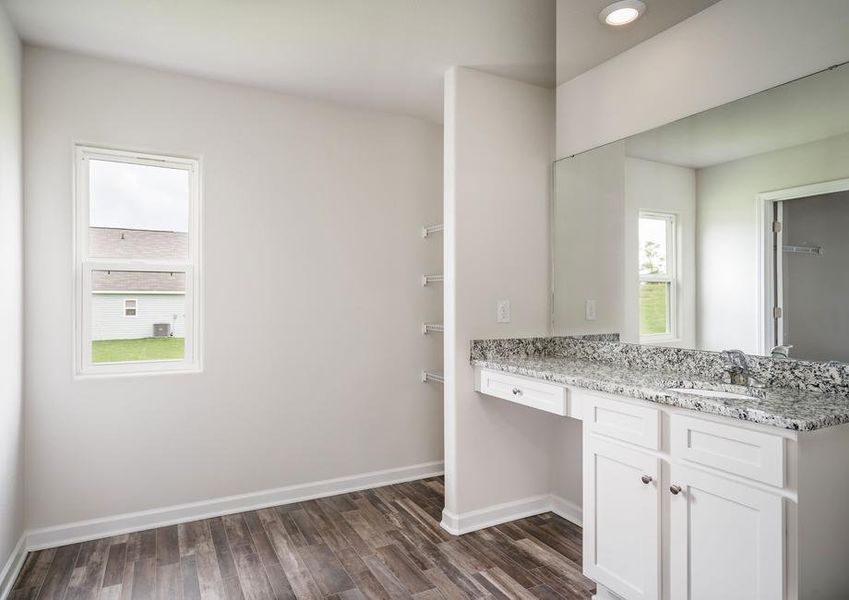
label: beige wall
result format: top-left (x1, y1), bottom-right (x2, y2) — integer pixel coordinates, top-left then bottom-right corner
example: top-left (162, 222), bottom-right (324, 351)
top-left (0, 3), bottom-right (23, 581)
top-left (443, 67), bottom-right (555, 518)
top-left (23, 46), bottom-right (444, 530)
top-left (556, 0), bottom-right (849, 158)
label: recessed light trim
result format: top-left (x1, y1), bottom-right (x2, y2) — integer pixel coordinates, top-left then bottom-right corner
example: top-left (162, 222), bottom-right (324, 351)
top-left (599, 0), bottom-right (646, 26)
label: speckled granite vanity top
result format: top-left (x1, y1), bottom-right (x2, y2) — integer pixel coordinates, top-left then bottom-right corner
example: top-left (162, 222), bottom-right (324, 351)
top-left (471, 336), bottom-right (849, 432)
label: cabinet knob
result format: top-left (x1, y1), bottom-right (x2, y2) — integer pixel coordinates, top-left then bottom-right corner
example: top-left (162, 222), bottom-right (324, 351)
top-left (670, 484), bottom-right (682, 495)
top-left (640, 474), bottom-right (652, 485)
top-left (512, 387), bottom-right (522, 396)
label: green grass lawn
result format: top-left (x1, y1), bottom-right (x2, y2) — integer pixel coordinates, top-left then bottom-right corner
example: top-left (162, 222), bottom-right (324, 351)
top-left (92, 337), bottom-right (185, 363)
top-left (640, 282), bottom-right (669, 335)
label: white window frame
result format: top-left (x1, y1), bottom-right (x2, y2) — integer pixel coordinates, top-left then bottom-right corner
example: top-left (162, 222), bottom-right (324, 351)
top-left (638, 211), bottom-right (678, 344)
top-left (74, 145), bottom-right (202, 376)
top-left (123, 298), bottom-right (138, 317)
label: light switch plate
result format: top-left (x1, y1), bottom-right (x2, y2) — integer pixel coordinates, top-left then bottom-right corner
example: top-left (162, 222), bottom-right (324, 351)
top-left (585, 299), bottom-right (597, 321)
top-left (496, 299), bottom-right (511, 323)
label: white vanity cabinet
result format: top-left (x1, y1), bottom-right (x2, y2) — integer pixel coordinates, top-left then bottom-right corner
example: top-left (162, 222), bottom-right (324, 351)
top-left (475, 367), bottom-right (849, 600)
top-left (668, 463), bottom-right (783, 600)
top-left (583, 434), bottom-right (660, 600)
top-left (579, 389), bottom-right (791, 600)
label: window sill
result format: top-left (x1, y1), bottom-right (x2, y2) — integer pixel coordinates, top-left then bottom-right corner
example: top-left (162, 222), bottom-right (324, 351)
top-left (74, 366), bottom-right (203, 380)
top-left (640, 336), bottom-right (681, 346)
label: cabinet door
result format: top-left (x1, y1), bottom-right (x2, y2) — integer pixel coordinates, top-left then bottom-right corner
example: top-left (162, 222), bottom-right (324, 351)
top-left (669, 464), bottom-right (784, 600)
top-left (584, 434), bottom-right (661, 600)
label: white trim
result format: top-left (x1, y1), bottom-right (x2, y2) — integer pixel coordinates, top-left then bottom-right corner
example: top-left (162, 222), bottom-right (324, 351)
top-left (23, 461), bottom-right (443, 552)
top-left (774, 201), bottom-right (784, 347)
top-left (0, 534), bottom-right (27, 600)
top-left (549, 494), bottom-right (584, 526)
top-left (638, 211), bottom-right (678, 343)
top-left (592, 584), bottom-right (627, 600)
top-left (123, 298), bottom-right (137, 317)
top-left (93, 291), bottom-right (185, 295)
top-left (758, 177), bottom-right (849, 203)
top-left (755, 177), bottom-right (849, 354)
top-left (74, 144), bottom-right (203, 378)
top-left (440, 493), bottom-right (582, 536)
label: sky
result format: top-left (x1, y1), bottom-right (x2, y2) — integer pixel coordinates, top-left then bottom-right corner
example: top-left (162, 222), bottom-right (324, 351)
top-left (639, 216), bottom-right (668, 275)
top-left (89, 159), bottom-right (189, 232)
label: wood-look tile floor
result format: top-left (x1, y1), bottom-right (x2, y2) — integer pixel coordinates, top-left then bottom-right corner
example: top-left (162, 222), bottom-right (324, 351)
top-left (9, 477), bottom-right (595, 600)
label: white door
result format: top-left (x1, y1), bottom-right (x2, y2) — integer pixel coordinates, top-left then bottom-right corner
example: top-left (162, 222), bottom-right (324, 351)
top-left (584, 434), bottom-right (661, 600)
top-left (669, 464), bottom-right (784, 600)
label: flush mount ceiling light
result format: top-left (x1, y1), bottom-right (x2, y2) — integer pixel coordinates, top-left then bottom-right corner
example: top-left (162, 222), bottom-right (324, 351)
top-left (599, 0), bottom-right (646, 26)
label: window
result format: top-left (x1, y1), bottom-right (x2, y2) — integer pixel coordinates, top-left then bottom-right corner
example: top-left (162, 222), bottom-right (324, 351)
top-left (75, 146), bottom-right (201, 375)
top-left (639, 211), bottom-right (677, 342)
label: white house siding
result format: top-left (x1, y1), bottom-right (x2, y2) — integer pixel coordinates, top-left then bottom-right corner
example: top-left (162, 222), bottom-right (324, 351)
top-left (92, 293), bottom-right (185, 340)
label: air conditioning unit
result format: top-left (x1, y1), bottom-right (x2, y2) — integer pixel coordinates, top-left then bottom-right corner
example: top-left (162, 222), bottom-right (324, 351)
top-left (153, 323), bottom-right (172, 337)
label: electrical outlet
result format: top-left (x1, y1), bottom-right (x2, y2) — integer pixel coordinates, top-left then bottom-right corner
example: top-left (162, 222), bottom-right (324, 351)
top-left (496, 299), bottom-right (511, 323)
top-left (585, 299), bottom-right (597, 321)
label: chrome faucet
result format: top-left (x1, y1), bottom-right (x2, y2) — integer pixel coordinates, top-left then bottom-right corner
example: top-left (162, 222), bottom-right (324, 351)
top-left (770, 344), bottom-right (793, 358)
top-left (720, 349), bottom-right (765, 388)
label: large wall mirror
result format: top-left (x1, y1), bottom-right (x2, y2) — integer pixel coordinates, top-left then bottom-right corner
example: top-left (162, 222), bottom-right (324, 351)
top-left (553, 62), bottom-right (849, 362)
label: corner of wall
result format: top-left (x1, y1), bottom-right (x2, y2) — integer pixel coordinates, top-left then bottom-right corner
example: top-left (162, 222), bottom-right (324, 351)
top-left (0, 1), bottom-right (25, 594)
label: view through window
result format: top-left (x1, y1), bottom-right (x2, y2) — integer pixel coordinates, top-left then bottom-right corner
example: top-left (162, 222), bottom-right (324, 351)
top-left (639, 212), bottom-right (676, 340)
top-left (76, 147), bottom-right (200, 374)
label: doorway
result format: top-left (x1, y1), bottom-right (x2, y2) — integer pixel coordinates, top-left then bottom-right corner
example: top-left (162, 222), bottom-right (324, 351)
top-left (759, 179), bottom-right (849, 361)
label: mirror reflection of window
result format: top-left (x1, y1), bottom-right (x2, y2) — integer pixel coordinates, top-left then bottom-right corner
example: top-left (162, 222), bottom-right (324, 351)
top-left (553, 62), bottom-right (849, 360)
top-left (639, 212), bottom-right (676, 340)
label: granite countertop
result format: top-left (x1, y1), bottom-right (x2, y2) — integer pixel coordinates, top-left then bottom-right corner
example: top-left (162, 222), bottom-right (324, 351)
top-left (472, 355), bottom-right (849, 432)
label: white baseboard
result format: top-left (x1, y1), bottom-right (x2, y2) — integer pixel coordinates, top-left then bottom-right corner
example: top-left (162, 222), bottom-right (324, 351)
top-left (592, 583), bottom-right (626, 600)
top-left (25, 461), bottom-right (444, 552)
top-left (0, 534), bottom-right (27, 600)
top-left (440, 493), bottom-right (582, 536)
top-left (550, 494), bottom-right (583, 527)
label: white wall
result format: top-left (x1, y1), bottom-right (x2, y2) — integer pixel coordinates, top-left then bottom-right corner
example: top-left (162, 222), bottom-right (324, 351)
top-left (552, 141), bottom-right (626, 337)
top-left (552, 152), bottom-right (695, 347)
top-left (696, 133), bottom-right (849, 353)
top-left (556, 0), bottom-right (849, 158)
top-left (443, 67), bottom-right (555, 519)
top-left (92, 294), bottom-right (186, 340)
top-left (23, 46), bottom-right (444, 529)
top-left (624, 157), bottom-right (696, 346)
top-left (0, 2), bottom-right (22, 583)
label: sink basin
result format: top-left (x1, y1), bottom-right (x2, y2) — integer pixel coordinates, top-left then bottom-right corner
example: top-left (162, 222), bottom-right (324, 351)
top-left (667, 387), bottom-right (759, 401)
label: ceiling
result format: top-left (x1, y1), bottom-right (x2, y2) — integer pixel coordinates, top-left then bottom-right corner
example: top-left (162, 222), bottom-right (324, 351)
top-left (2, 0), bottom-right (555, 123)
top-left (626, 63), bottom-right (849, 169)
top-left (557, 0), bottom-right (721, 85)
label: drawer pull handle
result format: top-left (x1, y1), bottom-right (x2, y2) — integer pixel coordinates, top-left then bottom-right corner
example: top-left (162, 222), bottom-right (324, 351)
top-left (512, 387), bottom-right (522, 396)
top-left (670, 484), bottom-right (682, 495)
top-left (640, 475), bottom-right (652, 485)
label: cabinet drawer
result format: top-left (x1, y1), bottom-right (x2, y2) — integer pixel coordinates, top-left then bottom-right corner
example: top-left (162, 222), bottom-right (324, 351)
top-left (476, 369), bottom-right (567, 416)
top-left (671, 414), bottom-right (784, 487)
top-left (582, 393), bottom-right (661, 450)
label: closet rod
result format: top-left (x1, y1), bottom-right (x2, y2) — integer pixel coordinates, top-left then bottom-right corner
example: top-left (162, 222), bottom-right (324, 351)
top-left (783, 245), bottom-right (822, 255)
